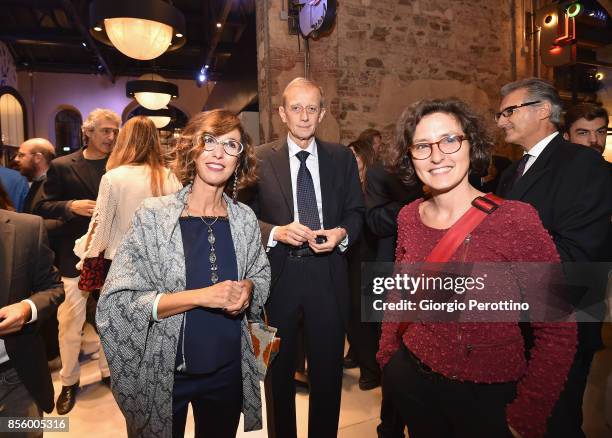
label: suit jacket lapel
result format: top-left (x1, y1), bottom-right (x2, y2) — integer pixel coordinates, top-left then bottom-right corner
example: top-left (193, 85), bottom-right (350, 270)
top-left (269, 141), bottom-right (295, 219)
top-left (0, 212), bottom-right (14, 307)
top-left (70, 151), bottom-right (98, 198)
top-left (316, 140), bottom-right (334, 229)
top-left (508, 134), bottom-right (558, 199)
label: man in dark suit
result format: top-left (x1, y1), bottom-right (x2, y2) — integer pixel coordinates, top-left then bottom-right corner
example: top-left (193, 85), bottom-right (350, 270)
top-left (496, 78), bottom-right (612, 437)
top-left (36, 108), bottom-right (120, 415)
top-left (245, 78), bottom-right (364, 438)
top-left (0, 209), bottom-right (64, 430)
top-left (15, 138), bottom-right (63, 365)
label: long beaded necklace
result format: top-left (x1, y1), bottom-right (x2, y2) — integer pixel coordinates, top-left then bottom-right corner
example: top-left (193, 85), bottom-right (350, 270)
top-left (200, 216), bottom-right (219, 284)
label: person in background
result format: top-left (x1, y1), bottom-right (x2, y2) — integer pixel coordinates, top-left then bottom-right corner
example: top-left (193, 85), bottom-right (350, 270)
top-left (15, 138), bottom-right (63, 367)
top-left (36, 108), bottom-right (120, 414)
top-left (366, 140), bottom-right (423, 438)
top-left (97, 110), bottom-right (270, 438)
top-left (379, 98), bottom-right (577, 437)
top-left (359, 128), bottom-right (384, 158)
top-left (75, 116), bottom-right (182, 271)
top-left (496, 79), bottom-right (612, 436)
top-left (563, 103), bottom-right (608, 154)
top-left (0, 164), bottom-right (28, 212)
top-left (0, 203), bottom-right (64, 437)
top-left (344, 139), bottom-right (379, 389)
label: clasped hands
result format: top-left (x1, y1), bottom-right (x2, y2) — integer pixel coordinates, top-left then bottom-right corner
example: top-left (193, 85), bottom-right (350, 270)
top-left (207, 279), bottom-right (253, 316)
top-left (274, 221), bottom-right (346, 253)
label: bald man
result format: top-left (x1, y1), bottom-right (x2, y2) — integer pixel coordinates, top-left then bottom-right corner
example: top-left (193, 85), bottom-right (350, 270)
top-left (15, 138), bottom-right (56, 214)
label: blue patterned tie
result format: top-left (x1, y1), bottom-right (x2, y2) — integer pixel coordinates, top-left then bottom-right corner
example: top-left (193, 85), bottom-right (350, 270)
top-left (296, 150), bottom-right (321, 230)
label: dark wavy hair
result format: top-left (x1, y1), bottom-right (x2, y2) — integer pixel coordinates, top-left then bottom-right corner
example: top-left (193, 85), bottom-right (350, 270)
top-left (171, 110), bottom-right (258, 193)
top-left (386, 98), bottom-right (492, 186)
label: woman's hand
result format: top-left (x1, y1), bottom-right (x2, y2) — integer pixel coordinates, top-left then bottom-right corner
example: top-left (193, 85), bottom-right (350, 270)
top-left (224, 279), bottom-right (254, 316)
top-left (199, 280), bottom-right (243, 309)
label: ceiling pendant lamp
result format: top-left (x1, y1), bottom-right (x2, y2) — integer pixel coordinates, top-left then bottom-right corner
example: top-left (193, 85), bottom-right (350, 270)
top-left (127, 73), bottom-right (178, 110)
top-left (142, 107), bottom-right (172, 129)
top-left (90, 0), bottom-right (186, 61)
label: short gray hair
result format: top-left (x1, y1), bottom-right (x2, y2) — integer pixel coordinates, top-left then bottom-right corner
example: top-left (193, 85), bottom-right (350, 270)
top-left (282, 77), bottom-right (326, 108)
top-left (500, 78), bottom-right (563, 128)
top-left (82, 108), bottom-right (120, 144)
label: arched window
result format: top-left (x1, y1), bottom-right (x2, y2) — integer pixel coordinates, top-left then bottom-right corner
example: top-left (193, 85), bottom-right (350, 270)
top-left (54, 108), bottom-right (83, 156)
top-left (0, 86), bottom-right (26, 149)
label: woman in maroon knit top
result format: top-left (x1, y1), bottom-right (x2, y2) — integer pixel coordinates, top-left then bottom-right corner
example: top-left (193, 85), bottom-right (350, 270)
top-left (377, 98), bottom-right (576, 438)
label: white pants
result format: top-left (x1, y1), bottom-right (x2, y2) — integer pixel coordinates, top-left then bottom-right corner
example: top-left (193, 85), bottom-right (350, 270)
top-left (58, 276), bottom-right (109, 386)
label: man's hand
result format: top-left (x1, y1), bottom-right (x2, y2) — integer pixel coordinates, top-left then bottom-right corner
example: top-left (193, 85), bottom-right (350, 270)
top-left (70, 199), bottom-right (96, 217)
top-left (273, 221), bottom-right (316, 246)
top-left (308, 227), bottom-right (347, 253)
top-left (0, 302), bottom-right (31, 336)
top-left (224, 280), bottom-right (254, 316)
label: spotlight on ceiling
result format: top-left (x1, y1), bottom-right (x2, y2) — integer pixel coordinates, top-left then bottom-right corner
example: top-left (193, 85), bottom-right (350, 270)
top-left (127, 73), bottom-right (179, 110)
top-left (89, 0), bottom-right (186, 61)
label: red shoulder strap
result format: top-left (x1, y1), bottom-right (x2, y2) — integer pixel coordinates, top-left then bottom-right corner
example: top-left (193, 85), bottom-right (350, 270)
top-left (425, 193), bottom-right (503, 263)
top-left (395, 193), bottom-right (503, 337)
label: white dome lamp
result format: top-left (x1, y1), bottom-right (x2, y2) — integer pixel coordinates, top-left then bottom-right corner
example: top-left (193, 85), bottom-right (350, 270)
top-left (127, 73), bottom-right (178, 110)
top-left (142, 106), bottom-right (172, 129)
top-left (90, 0), bottom-right (186, 61)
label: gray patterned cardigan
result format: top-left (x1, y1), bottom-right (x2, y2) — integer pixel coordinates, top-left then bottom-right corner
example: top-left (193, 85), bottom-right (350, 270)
top-left (96, 185), bottom-right (271, 437)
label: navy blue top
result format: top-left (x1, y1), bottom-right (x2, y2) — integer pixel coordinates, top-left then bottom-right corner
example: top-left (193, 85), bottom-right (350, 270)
top-left (176, 216), bottom-right (241, 374)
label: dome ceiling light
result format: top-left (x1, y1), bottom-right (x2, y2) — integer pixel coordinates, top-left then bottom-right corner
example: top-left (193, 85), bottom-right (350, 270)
top-left (140, 107), bottom-right (172, 129)
top-left (90, 0), bottom-right (186, 61)
top-left (127, 73), bottom-right (179, 110)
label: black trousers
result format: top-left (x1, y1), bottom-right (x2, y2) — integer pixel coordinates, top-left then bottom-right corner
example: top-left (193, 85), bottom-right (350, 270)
top-left (383, 345), bottom-right (516, 438)
top-left (544, 347), bottom-right (596, 437)
top-left (264, 256), bottom-right (345, 438)
top-left (171, 360), bottom-right (242, 438)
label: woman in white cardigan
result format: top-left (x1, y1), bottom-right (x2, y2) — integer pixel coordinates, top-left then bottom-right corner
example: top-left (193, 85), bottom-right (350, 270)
top-left (76, 116), bottom-right (182, 266)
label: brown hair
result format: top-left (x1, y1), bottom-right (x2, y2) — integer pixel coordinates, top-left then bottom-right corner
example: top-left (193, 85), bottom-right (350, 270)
top-left (171, 110), bottom-right (258, 192)
top-left (0, 180), bottom-right (15, 211)
top-left (387, 98), bottom-right (492, 186)
top-left (106, 116), bottom-right (169, 197)
top-left (563, 103), bottom-right (609, 133)
top-left (348, 139), bottom-right (375, 188)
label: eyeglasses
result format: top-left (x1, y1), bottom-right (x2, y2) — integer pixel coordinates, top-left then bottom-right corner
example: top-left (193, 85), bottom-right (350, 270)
top-left (15, 152), bottom-right (40, 159)
top-left (494, 101), bottom-right (541, 121)
top-left (194, 133), bottom-right (244, 156)
top-left (287, 104), bottom-right (320, 115)
top-left (409, 134), bottom-right (466, 160)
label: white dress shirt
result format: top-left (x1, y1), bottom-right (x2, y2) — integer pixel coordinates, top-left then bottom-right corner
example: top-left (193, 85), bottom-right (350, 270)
top-left (267, 135), bottom-right (348, 250)
top-left (521, 131), bottom-right (559, 175)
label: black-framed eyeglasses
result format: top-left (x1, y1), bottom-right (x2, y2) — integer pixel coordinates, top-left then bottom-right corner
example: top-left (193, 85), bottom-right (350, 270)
top-left (194, 133), bottom-right (244, 156)
top-left (494, 101), bottom-right (541, 121)
top-left (409, 134), bottom-right (466, 160)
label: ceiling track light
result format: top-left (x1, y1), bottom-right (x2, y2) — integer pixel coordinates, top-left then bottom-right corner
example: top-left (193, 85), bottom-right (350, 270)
top-left (127, 73), bottom-right (179, 110)
top-left (89, 0), bottom-right (186, 61)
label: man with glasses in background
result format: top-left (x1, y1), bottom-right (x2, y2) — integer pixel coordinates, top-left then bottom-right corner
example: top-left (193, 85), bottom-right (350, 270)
top-left (496, 78), bottom-right (612, 437)
top-left (36, 109), bottom-right (120, 415)
top-left (244, 77), bottom-right (363, 438)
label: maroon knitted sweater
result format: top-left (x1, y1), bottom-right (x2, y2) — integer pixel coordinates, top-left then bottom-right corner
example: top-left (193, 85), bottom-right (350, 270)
top-left (377, 198), bottom-right (577, 438)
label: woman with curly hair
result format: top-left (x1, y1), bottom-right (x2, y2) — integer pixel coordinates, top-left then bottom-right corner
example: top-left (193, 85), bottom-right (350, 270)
top-left (377, 98), bottom-right (576, 438)
top-left (97, 110), bottom-right (270, 437)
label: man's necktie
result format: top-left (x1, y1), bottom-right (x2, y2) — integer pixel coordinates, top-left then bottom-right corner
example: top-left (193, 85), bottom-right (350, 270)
top-left (296, 150), bottom-right (321, 230)
top-left (510, 154), bottom-right (530, 189)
